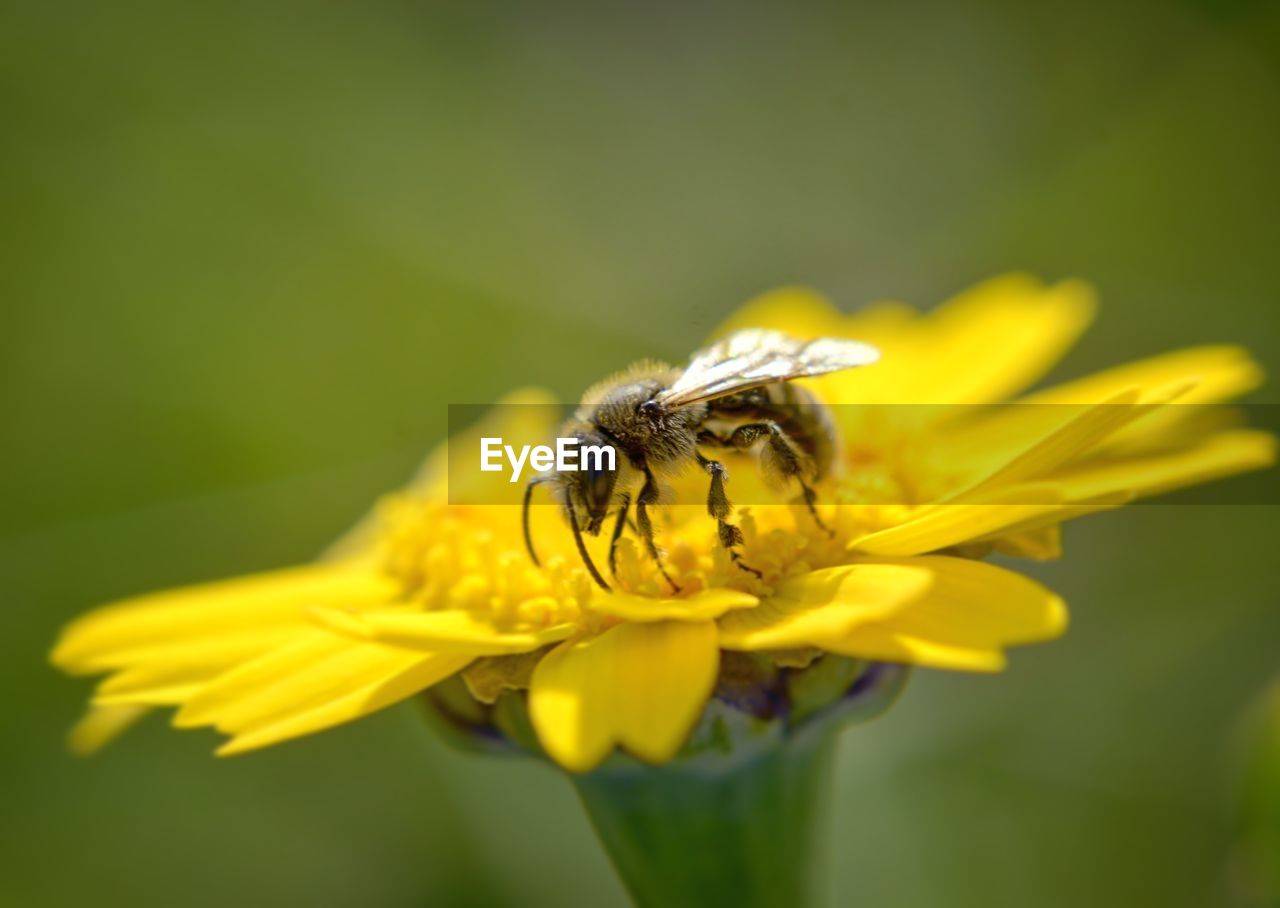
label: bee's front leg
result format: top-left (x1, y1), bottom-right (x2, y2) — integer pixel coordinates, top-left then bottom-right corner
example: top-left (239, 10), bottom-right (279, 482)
top-left (522, 474), bottom-right (549, 566)
top-left (695, 452), bottom-right (762, 579)
top-left (635, 467), bottom-right (680, 593)
top-left (607, 492), bottom-right (631, 579)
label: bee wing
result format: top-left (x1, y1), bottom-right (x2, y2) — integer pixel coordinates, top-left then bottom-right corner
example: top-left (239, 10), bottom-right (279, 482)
top-left (654, 328), bottom-right (879, 409)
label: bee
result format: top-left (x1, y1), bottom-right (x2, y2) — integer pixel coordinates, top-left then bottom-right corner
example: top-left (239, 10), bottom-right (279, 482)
top-left (523, 329), bottom-right (880, 592)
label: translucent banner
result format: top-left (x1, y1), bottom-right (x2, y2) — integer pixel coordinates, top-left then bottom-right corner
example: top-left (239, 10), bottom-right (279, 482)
top-left (442, 402), bottom-right (1277, 507)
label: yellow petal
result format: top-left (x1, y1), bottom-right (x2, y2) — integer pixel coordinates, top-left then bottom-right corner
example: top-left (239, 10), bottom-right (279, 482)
top-left (68, 704), bottom-right (151, 757)
top-left (823, 275), bottom-right (1095, 407)
top-left (824, 626), bottom-right (1008, 672)
top-left (942, 381), bottom-right (1214, 492)
top-left (716, 563), bottom-right (934, 650)
top-left (902, 275), bottom-right (1096, 405)
top-left (89, 630), bottom-right (307, 706)
top-left (849, 485), bottom-right (1067, 557)
top-left (1011, 345), bottom-right (1263, 463)
top-left (859, 385), bottom-right (1167, 554)
top-left (593, 588), bottom-right (758, 623)
top-left (1046, 429), bottom-right (1276, 501)
top-left (174, 631), bottom-right (468, 755)
top-left (966, 494), bottom-right (1132, 549)
top-left (818, 556), bottom-right (1067, 671)
top-left (528, 621), bottom-right (719, 772)
top-left (960, 390), bottom-right (1145, 493)
top-left (311, 607), bottom-right (576, 654)
top-left (712, 276), bottom-right (1091, 411)
top-left (1024, 345), bottom-right (1263, 407)
top-left (52, 564), bottom-right (397, 674)
top-left (216, 653), bottom-right (466, 756)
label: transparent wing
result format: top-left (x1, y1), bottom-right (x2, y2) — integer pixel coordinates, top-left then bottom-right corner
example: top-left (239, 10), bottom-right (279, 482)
top-left (654, 329), bottom-right (879, 409)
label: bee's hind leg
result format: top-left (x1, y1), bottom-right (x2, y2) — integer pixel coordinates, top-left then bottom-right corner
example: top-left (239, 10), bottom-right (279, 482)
top-left (796, 478), bottom-right (834, 537)
top-left (696, 453), bottom-right (763, 579)
top-left (714, 422), bottom-right (835, 539)
top-left (636, 467), bottom-right (681, 593)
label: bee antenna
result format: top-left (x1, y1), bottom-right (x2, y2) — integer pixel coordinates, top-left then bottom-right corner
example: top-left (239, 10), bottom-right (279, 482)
top-left (523, 475), bottom-right (547, 567)
top-left (565, 495), bottom-right (612, 592)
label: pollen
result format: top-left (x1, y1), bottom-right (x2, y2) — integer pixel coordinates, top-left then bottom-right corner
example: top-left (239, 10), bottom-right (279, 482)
top-left (375, 498), bottom-right (589, 632)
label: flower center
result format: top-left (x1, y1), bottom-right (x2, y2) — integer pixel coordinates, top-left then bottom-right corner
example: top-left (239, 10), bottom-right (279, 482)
top-left (374, 417), bottom-right (959, 609)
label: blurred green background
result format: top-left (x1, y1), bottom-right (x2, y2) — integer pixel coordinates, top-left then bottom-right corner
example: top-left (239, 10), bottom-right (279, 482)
top-left (4, 1), bottom-right (1279, 905)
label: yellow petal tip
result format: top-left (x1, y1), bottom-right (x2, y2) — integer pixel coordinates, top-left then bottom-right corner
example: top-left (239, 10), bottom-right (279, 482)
top-left (309, 606), bottom-right (374, 639)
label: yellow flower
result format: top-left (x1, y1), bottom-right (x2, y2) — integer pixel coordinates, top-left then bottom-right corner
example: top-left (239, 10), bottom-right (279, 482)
top-left (52, 274), bottom-right (1274, 773)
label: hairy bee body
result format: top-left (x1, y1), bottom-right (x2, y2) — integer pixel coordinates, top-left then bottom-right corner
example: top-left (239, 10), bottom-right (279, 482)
top-left (572, 367), bottom-right (702, 472)
top-left (523, 329), bottom-right (879, 591)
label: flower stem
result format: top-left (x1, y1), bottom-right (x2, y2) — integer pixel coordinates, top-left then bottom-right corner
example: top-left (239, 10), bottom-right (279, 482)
top-left (572, 731), bottom-right (837, 908)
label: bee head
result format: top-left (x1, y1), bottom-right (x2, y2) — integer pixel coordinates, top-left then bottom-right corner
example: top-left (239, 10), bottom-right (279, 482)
top-left (562, 431), bottom-right (620, 536)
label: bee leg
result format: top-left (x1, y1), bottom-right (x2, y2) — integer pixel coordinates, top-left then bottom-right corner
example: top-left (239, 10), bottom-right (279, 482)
top-left (607, 493), bottom-right (631, 579)
top-left (725, 422), bottom-right (835, 539)
top-left (636, 467), bottom-right (680, 593)
top-left (522, 475), bottom-right (548, 566)
top-left (565, 495), bottom-right (611, 592)
top-left (796, 478), bottom-right (833, 537)
top-left (696, 453), bottom-right (762, 579)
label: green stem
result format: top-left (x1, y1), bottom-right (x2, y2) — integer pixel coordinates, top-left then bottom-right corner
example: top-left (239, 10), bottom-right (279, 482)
top-left (422, 659), bottom-right (906, 905)
top-left (572, 731), bottom-right (837, 908)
